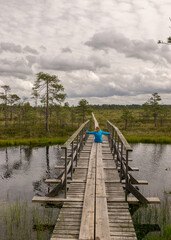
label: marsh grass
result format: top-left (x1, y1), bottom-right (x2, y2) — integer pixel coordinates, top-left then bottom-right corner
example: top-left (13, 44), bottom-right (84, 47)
top-left (132, 196), bottom-right (171, 239)
top-left (0, 200), bottom-right (59, 240)
top-left (0, 137), bottom-right (67, 147)
top-left (93, 109), bottom-right (171, 144)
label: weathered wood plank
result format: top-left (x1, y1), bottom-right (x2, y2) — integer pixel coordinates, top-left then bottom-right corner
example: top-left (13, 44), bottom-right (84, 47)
top-left (96, 143), bottom-right (111, 240)
top-left (32, 196), bottom-right (84, 203)
top-left (79, 142), bottom-right (95, 240)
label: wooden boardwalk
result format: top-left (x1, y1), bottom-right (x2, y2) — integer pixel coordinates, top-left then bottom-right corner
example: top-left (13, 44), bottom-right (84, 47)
top-left (33, 115), bottom-right (160, 240)
top-left (50, 135), bottom-right (137, 240)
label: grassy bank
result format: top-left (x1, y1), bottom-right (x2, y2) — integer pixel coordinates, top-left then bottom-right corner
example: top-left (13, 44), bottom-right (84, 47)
top-left (126, 136), bottom-right (171, 144)
top-left (0, 137), bottom-right (67, 147)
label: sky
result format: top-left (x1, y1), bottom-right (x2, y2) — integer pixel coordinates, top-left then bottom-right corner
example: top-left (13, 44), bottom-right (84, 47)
top-left (0, 0), bottom-right (171, 106)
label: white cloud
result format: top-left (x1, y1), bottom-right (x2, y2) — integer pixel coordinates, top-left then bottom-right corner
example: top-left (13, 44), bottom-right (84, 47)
top-left (0, 0), bottom-right (171, 104)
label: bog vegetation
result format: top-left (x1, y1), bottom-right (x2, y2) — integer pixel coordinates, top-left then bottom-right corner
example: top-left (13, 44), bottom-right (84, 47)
top-left (0, 73), bottom-right (171, 145)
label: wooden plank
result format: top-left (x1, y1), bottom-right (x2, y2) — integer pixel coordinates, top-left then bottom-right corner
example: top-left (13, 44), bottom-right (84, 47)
top-left (32, 196), bottom-right (84, 203)
top-left (122, 180), bottom-right (148, 185)
top-left (45, 179), bottom-right (61, 183)
top-left (96, 143), bottom-right (111, 240)
top-left (79, 142), bottom-right (95, 240)
top-left (128, 197), bottom-right (160, 204)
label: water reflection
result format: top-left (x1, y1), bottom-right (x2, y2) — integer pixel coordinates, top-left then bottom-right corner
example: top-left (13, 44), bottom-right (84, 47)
top-left (32, 146), bottom-right (51, 195)
top-left (0, 145), bottom-right (62, 201)
top-left (2, 147), bottom-right (33, 179)
top-left (4, 148), bottom-right (11, 178)
top-left (22, 146), bottom-right (33, 162)
top-left (0, 143), bottom-right (170, 202)
top-left (130, 143), bottom-right (171, 199)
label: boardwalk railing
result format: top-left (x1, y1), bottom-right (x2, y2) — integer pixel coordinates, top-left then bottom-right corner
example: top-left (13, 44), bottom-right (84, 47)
top-left (61, 120), bottom-right (90, 198)
top-left (107, 120), bottom-right (149, 204)
top-left (45, 120), bottom-right (90, 198)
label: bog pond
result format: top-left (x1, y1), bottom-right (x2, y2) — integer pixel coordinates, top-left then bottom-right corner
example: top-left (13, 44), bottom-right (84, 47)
top-left (0, 143), bottom-right (170, 240)
top-left (0, 143), bottom-right (170, 202)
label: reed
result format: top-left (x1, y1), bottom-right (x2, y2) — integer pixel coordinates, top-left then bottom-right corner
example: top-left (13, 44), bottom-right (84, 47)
top-left (0, 200), bottom-right (60, 240)
top-left (132, 196), bottom-right (171, 239)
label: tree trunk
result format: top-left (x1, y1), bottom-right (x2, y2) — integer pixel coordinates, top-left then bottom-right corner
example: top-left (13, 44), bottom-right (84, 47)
top-left (10, 106), bottom-right (13, 121)
top-left (19, 105), bottom-right (21, 129)
top-left (154, 116), bottom-right (157, 127)
top-left (125, 119), bottom-right (127, 130)
top-left (160, 119), bottom-right (163, 127)
top-left (46, 81), bottom-right (49, 132)
top-left (5, 98), bottom-right (7, 127)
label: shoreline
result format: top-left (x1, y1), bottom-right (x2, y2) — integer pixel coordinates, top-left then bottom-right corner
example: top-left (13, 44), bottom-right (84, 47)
top-left (0, 137), bottom-right (67, 148)
top-left (126, 136), bottom-right (171, 144)
top-left (0, 136), bottom-right (171, 147)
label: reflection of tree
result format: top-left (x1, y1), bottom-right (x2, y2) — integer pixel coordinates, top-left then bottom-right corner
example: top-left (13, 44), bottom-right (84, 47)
top-left (33, 146), bottom-right (52, 195)
top-left (3, 148), bottom-right (12, 178)
top-left (32, 180), bottom-right (43, 194)
top-left (152, 145), bottom-right (166, 165)
top-left (23, 146), bottom-right (33, 162)
top-left (46, 146), bottom-right (50, 193)
top-left (3, 146), bottom-right (30, 179)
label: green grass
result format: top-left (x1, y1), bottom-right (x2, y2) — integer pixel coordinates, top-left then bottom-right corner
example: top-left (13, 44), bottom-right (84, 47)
top-left (0, 137), bottom-right (67, 147)
top-left (93, 109), bottom-right (171, 144)
top-left (126, 136), bottom-right (171, 144)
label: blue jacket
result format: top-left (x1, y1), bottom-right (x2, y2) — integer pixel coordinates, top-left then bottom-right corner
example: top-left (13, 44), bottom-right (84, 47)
top-left (86, 130), bottom-right (110, 143)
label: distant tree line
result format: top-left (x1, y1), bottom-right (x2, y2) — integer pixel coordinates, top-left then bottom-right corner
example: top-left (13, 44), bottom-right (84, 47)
top-left (120, 93), bottom-right (170, 129)
top-left (0, 72), bottom-right (170, 136)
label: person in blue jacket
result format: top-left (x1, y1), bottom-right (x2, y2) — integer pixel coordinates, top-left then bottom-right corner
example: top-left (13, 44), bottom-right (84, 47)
top-left (86, 126), bottom-right (110, 143)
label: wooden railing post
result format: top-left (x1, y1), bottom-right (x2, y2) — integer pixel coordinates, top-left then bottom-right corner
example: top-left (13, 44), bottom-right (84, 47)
top-left (65, 147), bottom-right (67, 198)
top-left (111, 126), bottom-right (114, 153)
top-left (120, 142), bottom-right (123, 182)
top-left (71, 141), bottom-right (74, 180)
top-left (125, 150), bottom-right (129, 201)
top-left (76, 135), bottom-right (79, 166)
top-left (116, 134), bottom-right (120, 166)
top-left (106, 120), bottom-right (151, 204)
top-left (113, 128), bottom-right (117, 160)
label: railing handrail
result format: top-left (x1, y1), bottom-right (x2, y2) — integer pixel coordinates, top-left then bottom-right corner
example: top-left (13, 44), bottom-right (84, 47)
top-left (61, 120), bottom-right (90, 149)
top-left (107, 120), bottom-right (132, 151)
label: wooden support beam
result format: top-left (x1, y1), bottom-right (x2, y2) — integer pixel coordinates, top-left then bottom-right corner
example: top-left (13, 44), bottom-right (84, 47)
top-left (107, 197), bottom-right (160, 204)
top-left (45, 179), bottom-right (61, 184)
top-left (128, 166), bottom-right (139, 171)
top-left (122, 180), bottom-right (148, 185)
top-left (32, 196), bottom-right (84, 203)
top-left (127, 197), bottom-right (160, 204)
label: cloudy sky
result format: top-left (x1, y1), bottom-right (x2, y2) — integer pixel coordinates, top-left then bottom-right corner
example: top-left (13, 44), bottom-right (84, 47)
top-left (0, 0), bottom-right (171, 105)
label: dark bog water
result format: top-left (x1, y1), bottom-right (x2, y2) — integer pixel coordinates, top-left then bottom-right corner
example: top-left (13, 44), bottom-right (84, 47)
top-left (0, 143), bottom-right (170, 202)
top-left (0, 145), bottom-right (63, 202)
top-left (130, 143), bottom-right (171, 200)
top-left (0, 144), bottom-right (170, 240)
